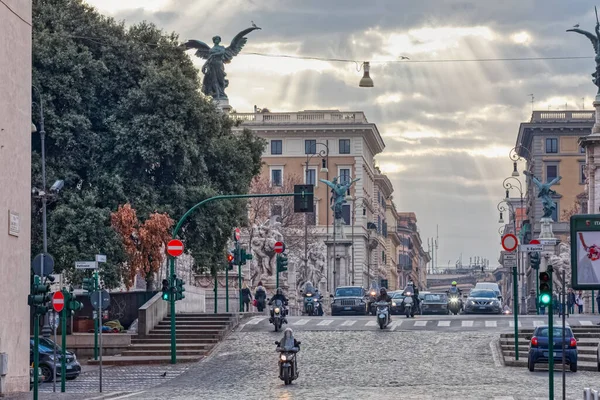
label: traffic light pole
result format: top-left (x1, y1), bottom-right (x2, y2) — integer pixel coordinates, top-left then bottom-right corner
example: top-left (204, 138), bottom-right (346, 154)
top-left (237, 243), bottom-right (243, 313)
top-left (536, 272), bottom-right (539, 315)
top-left (33, 314), bottom-right (40, 400)
top-left (225, 262), bottom-right (229, 313)
top-left (214, 269), bottom-right (218, 314)
top-left (512, 265), bottom-right (519, 360)
top-left (548, 265), bottom-right (554, 400)
top-left (93, 272), bottom-right (99, 361)
top-left (169, 257), bottom-right (176, 364)
top-left (60, 297), bottom-right (66, 392)
top-left (168, 192), bottom-right (313, 363)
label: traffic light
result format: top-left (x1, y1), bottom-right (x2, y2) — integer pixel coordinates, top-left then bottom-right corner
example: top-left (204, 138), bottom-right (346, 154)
top-left (233, 247), bottom-right (241, 265)
top-left (277, 253), bottom-right (288, 272)
top-left (227, 252), bottom-right (234, 270)
top-left (529, 252), bottom-right (541, 270)
top-left (539, 271), bottom-right (551, 305)
top-left (28, 275), bottom-right (51, 315)
top-left (294, 184), bottom-right (314, 213)
top-left (240, 249), bottom-right (252, 265)
top-left (65, 290), bottom-right (83, 313)
top-left (161, 279), bottom-right (170, 301)
top-left (174, 277), bottom-right (185, 301)
top-left (83, 276), bottom-right (96, 294)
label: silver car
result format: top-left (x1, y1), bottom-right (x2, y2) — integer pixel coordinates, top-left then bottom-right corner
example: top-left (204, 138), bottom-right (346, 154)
top-left (464, 289), bottom-right (502, 314)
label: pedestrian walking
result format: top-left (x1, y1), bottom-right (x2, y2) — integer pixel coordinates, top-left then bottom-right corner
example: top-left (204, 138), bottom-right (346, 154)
top-left (241, 283), bottom-right (252, 312)
top-left (575, 291), bottom-right (584, 313)
top-left (567, 288), bottom-right (575, 316)
top-left (553, 292), bottom-right (560, 315)
top-left (255, 281), bottom-right (267, 312)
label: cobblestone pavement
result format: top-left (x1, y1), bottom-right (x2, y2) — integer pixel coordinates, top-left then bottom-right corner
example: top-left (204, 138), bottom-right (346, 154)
top-left (114, 330), bottom-right (600, 400)
top-left (242, 314), bottom-right (600, 332)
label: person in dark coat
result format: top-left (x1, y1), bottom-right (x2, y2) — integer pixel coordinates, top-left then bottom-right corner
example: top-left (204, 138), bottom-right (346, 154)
top-left (241, 283), bottom-right (252, 312)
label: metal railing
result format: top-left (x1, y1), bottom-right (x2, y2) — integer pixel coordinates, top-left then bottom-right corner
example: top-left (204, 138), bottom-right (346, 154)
top-left (232, 111), bottom-right (369, 124)
top-left (531, 111), bottom-right (595, 123)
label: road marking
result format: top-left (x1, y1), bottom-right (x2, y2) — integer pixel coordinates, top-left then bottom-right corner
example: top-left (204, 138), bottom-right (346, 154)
top-left (293, 319), bottom-right (310, 326)
top-left (462, 320), bottom-right (474, 327)
top-left (580, 320), bottom-right (593, 326)
top-left (390, 321), bottom-right (402, 331)
top-left (437, 321), bottom-right (451, 327)
top-left (555, 321), bottom-right (569, 326)
top-left (413, 320), bottom-right (427, 327)
top-left (485, 321), bottom-right (497, 328)
top-left (106, 392), bottom-right (147, 400)
top-left (533, 320), bottom-right (544, 327)
top-left (509, 321), bottom-right (522, 328)
top-left (365, 320), bottom-right (377, 326)
top-left (493, 397), bottom-right (515, 400)
top-left (341, 320), bottom-right (356, 326)
top-left (246, 317), bottom-right (266, 325)
top-left (317, 319), bottom-right (333, 326)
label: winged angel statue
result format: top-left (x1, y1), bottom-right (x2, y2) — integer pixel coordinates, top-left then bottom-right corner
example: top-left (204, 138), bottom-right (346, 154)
top-left (567, 9), bottom-right (600, 95)
top-left (183, 26), bottom-right (261, 100)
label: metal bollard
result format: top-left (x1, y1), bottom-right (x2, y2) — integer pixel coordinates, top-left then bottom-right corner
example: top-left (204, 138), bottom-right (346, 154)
top-left (593, 389), bottom-right (599, 400)
top-left (584, 388), bottom-right (591, 400)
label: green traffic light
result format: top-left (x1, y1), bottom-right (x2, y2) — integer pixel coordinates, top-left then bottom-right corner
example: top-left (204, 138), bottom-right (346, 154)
top-left (539, 293), bottom-right (551, 305)
top-left (162, 292), bottom-right (169, 300)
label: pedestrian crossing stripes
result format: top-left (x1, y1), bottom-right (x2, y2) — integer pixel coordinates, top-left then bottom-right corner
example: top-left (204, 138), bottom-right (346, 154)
top-left (509, 321), bottom-right (522, 328)
top-left (293, 319), bottom-right (310, 325)
top-left (365, 321), bottom-right (377, 326)
top-left (246, 317), bottom-right (266, 325)
top-left (438, 321), bottom-right (451, 327)
top-left (485, 321), bottom-right (497, 328)
top-left (317, 319), bottom-right (333, 326)
top-left (533, 321), bottom-right (544, 327)
top-left (462, 320), bottom-right (474, 327)
top-left (413, 320), bottom-right (428, 327)
top-left (340, 320), bottom-right (356, 326)
top-left (580, 320), bottom-right (593, 326)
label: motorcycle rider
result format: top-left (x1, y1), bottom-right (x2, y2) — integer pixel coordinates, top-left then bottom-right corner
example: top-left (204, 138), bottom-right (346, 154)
top-left (367, 281), bottom-right (380, 315)
top-left (302, 281), bottom-right (323, 316)
top-left (255, 281), bottom-right (267, 312)
top-left (375, 287), bottom-right (392, 321)
top-left (276, 328), bottom-right (301, 352)
top-left (403, 280), bottom-right (420, 314)
top-left (269, 287), bottom-right (289, 323)
top-left (447, 281), bottom-right (463, 310)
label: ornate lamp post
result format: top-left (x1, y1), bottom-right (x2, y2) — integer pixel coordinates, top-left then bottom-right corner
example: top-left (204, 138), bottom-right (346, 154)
top-left (498, 199), bottom-right (524, 316)
top-left (304, 142), bottom-right (329, 285)
top-left (509, 145), bottom-right (532, 177)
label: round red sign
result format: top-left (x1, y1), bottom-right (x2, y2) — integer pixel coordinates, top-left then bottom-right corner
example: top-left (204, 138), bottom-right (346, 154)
top-left (530, 239), bottom-right (541, 245)
top-left (234, 228), bottom-right (241, 242)
top-left (501, 233), bottom-right (518, 252)
top-left (167, 239), bottom-right (184, 257)
top-left (52, 291), bottom-right (65, 312)
top-left (274, 241), bottom-right (285, 254)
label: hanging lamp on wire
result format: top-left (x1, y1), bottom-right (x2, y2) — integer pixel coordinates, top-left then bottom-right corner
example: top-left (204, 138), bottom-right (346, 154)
top-left (359, 61), bottom-right (374, 87)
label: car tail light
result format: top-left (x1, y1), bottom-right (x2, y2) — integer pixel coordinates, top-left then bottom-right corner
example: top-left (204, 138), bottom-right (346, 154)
top-left (570, 338), bottom-right (577, 348)
top-left (531, 337), bottom-right (538, 347)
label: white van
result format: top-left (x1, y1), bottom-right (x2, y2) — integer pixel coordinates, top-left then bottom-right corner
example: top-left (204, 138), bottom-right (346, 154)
top-left (474, 283), bottom-right (502, 301)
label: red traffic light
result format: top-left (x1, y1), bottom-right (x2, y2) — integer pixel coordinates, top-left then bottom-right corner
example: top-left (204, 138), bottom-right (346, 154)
top-left (539, 272), bottom-right (550, 282)
top-left (227, 254), bottom-right (234, 262)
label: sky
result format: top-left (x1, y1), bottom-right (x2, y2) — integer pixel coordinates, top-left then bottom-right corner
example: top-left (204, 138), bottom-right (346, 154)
top-left (83, 0), bottom-right (599, 270)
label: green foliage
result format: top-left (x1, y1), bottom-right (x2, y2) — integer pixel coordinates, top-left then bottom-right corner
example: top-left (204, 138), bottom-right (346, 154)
top-left (32, 0), bottom-right (265, 286)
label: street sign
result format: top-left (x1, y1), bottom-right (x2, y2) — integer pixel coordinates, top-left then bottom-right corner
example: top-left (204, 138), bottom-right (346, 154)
top-left (75, 261), bottom-right (97, 270)
top-left (504, 260), bottom-right (516, 268)
top-left (501, 233), bottom-right (518, 252)
top-left (167, 239), bottom-right (184, 257)
top-left (32, 253), bottom-right (55, 277)
top-left (520, 244), bottom-right (544, 252)
top-left (52, 291), bottom-right (65, 312)
top-left (91, 290), bottom-right (111, 311)
top-left (274, 241), bottom-right (285, 254)
top-left (233, 228), bottom-right (241, 242)
top-left (96, 254), bottom-right (107, 263)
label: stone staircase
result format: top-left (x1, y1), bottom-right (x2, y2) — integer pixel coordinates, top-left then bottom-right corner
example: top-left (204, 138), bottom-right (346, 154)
top-left (500, 326), bottom-right (600, 371)
top-left (88, 313), bottom-right (237, 365)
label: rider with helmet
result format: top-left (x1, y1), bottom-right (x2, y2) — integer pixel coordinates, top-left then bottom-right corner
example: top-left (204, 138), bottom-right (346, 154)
top-left (375, 287), bottom-right (392, 321)
top-left (403, 280), bottom-right (420, 313)
top-left (447, 281), bottom-right (463, 310)
top-left (269, 288), bottom-right (289, 323)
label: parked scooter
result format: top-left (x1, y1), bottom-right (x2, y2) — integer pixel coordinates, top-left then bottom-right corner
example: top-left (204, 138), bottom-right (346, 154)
top-left (275, 328), bottom-right (300, 385)
top-left (270, 299), bottom-right (285, 332)
top-left (374, 301), bottom-right (391, 329)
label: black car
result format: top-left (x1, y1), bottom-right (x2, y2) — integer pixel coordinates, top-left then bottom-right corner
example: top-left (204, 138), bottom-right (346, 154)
top-left (421, 293), bottom-right (449, 315)
top-left (390, 292), bottom-right (406, 315)
top-left (330, 286), bottom-right (368, 316)
top-left (30, 338), bottom-right (81, 382)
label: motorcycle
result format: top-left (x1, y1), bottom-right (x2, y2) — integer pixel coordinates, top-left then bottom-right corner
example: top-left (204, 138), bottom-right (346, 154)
top-left (448, 295), bottom-right (461, 315)
top-left (270, 299), bottom-right (285, 332)
top-left (374, 301), bottom-right (391, 329)
top-left (275, 340), bottom-right (300, 385)
top-left (304, 293), bottom-right (323, 316)
top-left (403, 294), bottom-right (415, 318)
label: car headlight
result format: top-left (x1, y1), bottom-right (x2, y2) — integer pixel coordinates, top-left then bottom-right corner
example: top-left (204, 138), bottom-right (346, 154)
top-left (467, 300), bottom-right (474, 306)
top-left (450, 298), bottom-right (458, 303)
top-left (48, 355), bottom-right (55, 361)
top-left (274, 307), bottom-right (280, 314)
top-left (392, 302), bottom-right (397, 306)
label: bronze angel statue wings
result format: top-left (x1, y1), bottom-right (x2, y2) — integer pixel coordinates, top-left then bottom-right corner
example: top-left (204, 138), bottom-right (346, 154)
top-left (567, 8), bottom-right (600, 94)
top-left (183, 26), bottom-right (261, 100)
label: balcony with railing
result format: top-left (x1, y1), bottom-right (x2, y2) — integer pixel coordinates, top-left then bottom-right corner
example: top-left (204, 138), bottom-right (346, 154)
top-left (530, 110), bottom-right (595, 123)
top-left (231, 110), bottom-right (369, 124)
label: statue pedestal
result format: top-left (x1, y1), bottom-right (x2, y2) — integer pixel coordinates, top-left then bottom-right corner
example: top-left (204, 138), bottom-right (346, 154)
top-left (325, 239), bottom-right (352, 290)
top-left (333, 218), bottom-right (346, 240)
top-left (539, 217), bottom-right (555, 239)
top-left (216, 99), bottom-right (232, 114)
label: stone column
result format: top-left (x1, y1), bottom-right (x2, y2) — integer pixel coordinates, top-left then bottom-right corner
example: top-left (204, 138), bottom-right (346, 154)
top-left (581, 99), bottom-right (600, 214)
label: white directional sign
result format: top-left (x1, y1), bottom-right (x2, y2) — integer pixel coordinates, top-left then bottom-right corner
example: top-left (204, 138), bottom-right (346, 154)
top-left (75, 261), bottom-right (97, 270)
top-left (503, 254), bottom-right (517, 261)
top-left (503, 260), bottom-right (516, 268)
top-left (96, 254), bottom-right (107, 263)
top-left (520, 244), bottom-right (543, 252)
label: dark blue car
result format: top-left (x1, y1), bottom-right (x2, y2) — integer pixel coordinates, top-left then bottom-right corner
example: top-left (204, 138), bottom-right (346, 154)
top-left (528, 326), bottom-right (578, 372)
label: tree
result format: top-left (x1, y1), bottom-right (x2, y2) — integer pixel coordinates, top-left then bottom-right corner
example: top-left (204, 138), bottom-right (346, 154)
top-left (32, 0), bottom-right (264, 286)
top-left (111, 203), bottom-right (173, 291)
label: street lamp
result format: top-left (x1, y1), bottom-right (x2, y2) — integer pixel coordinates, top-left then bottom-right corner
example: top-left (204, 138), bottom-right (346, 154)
top-left (359, 61), bottom-right (374, 87)
top-left (304, 142), bottom-right (329, 285)
top-left (509, 146), bottom-right (532, 177)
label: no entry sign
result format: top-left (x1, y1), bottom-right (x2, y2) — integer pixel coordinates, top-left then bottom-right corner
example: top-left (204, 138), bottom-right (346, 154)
top-left (501, 233), bottom-right (518, 252)
top-left (167, 239), bottom-right (184, 257)
top-left (52, 291), bottom-right (65, 312)
top-left (233, 228), bottom-right (241, 242)
top-left (274, 241), bottom-right (285, 254)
